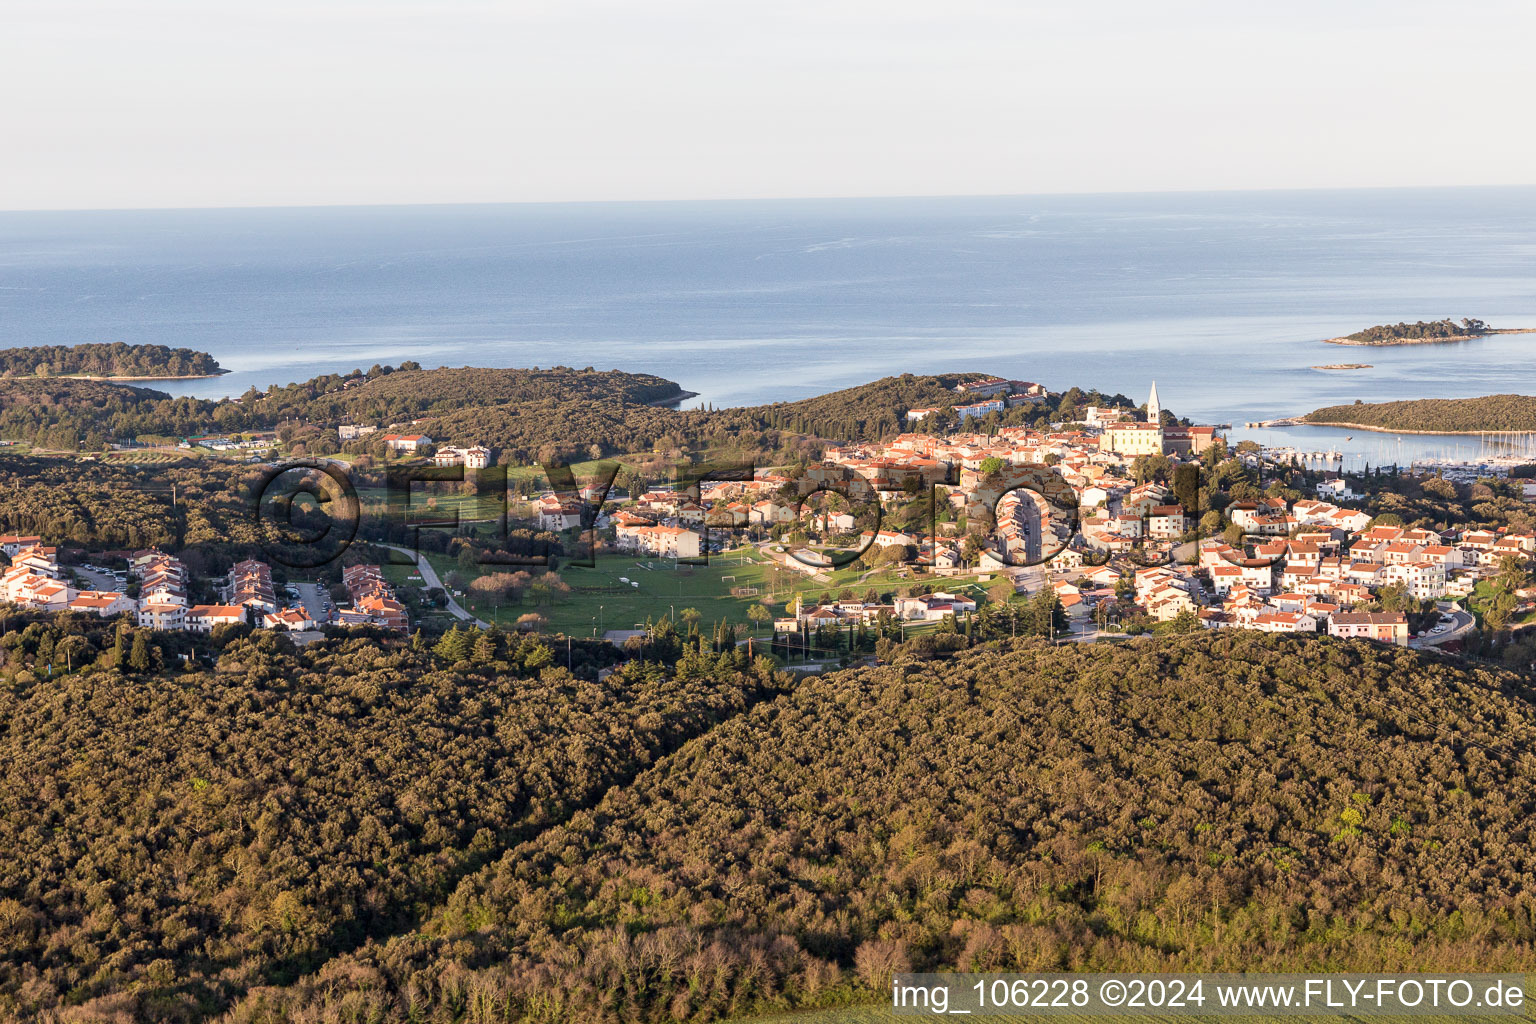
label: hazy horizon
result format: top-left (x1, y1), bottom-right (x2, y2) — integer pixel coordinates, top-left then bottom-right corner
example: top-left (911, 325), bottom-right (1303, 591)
top-left (5, 0), bottom-right (1534, 211)
top-left (3, 182), bottom-right (1535, 217)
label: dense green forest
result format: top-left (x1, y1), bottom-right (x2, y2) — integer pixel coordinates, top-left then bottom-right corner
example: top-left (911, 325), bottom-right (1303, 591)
top-left (0, 633), bottom-right (787, 1022)
top-left (249, 364), bottom-right (692, 427)
top-left (0, 379), bottom-right (208, 451)
top-left (0, 362), bottom-right (1133, 467)
top-left (0, 632), bottom-right (1514, 1023)
top-left (0, 453), bottom-right (245, 553)
top-left (412, 372), bottom-right (980, 464)
top-left (1338, 318), bottom-right (1489, 344)
top-left (0, 343), bottom-right (223, 378)
top-left (1304, 393), bottom-right (1536, 432)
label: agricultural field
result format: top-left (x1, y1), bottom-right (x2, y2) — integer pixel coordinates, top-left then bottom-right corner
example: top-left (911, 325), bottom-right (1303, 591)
top-left (355, 483), bottom-right (509, 524)
top-left (431, 544), bottom-right (990, 639)
top-left (481, 549), bottom-right (786, 636)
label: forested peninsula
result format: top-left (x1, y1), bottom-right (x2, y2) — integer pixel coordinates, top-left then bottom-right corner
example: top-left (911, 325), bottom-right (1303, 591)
top-left (0, 342), bottom-right (225, 379)
top-left (1303, 393), bottom-right (1536, 433)
top-left (0, 364), bottom-right (1125, 462)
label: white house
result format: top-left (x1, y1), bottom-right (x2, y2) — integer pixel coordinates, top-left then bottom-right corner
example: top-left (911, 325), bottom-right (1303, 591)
top-left (68, 591), bottom-right (136, 617)
top-left (185, 605), bottom-right (248, 632)
top-left (615, 523), bottom-right (702, 560)
top-left (892, 592), bottom-right (978, 621)
top-left (138, 603), bottom-right (187, 631)
top-left (383, 433), bottom-right (432, 454)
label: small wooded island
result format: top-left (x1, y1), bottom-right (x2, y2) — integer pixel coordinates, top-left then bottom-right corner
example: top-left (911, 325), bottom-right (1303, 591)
top-left (1325, 317), bottom-right (1536, 346)
top-left (0, 343), bottom-right (225, 379)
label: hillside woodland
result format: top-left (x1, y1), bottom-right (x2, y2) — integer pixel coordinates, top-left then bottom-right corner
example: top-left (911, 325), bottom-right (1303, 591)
top-left (0, 633), bottom-right (788, 1022)
top-left (2, 365), bottom-right (1097, 463)
top-left (176, 632), bottom-right (1536, 1024)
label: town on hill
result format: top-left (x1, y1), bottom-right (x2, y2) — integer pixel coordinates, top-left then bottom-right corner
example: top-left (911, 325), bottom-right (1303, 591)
top-left (5, 365), bottom-right (1536, 1022)
top-left (5, 369), bottom-right (1532, 655)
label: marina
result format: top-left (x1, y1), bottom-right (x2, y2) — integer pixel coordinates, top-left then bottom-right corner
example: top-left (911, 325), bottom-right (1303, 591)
top-left (1227, 421), bottom-right (1536, 474)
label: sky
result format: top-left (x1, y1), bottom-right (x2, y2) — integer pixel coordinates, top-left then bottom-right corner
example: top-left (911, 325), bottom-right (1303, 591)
top-left (3, 0), bottom-right (1535, 210)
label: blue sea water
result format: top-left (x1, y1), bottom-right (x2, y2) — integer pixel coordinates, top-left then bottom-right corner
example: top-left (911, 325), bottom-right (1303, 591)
top-left (1, 188), bottom-right (1534, 465)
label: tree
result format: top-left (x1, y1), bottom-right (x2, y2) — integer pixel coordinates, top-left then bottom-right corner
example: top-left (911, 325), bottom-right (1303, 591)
top-left (1131, 454), bottom-right (1172, 485)
top-left (747, 603), bottom-right (772, 632)
top-left (128, 631), bottom-right (152, 673)
top-left (1026, 589), bottom-right (1069, 638)
top-left (1165, 609), bottom-right (1202, 634)
top-left (434, 626), bottom-right (472, 662)
top-left (1483, 591), bottom-right (1517, 633)
top-left (111, 621), bottom-right (131, 669)
top-left (1496, 554), bottom-right (1531, 595)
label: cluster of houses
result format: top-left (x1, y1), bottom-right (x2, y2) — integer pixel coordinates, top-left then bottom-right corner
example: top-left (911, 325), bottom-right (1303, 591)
top-left (906, 378), bottom-right (1050, 423)
top-left (1, 535), bottom-right (409, 635)
top-left (335, 427), bottom-right (493, 468)
top-left (176, 433), bottom-right (277, 453)
top-left (903, 379), bottom-right (1218, 458)
top-left (431, 445), bottom-right (493, 469)
top-left (506, 378), bottom-right (1533, 651)
top-left (371, 431), bottom-right (493, 467)
top-left (223, 558), bottom-right (322, 631)
top-left (1, 535), bottom-right (134, 617)
top-left (773, 590), bottom-right (980, 633)
top-left (1040, 494), bottom-right (1536, 646)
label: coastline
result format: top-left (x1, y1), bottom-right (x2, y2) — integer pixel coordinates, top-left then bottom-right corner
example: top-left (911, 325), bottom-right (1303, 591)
top-left (1294, 418), bottom-right (1536, 437)
top-left (64, 372), bottom-right (227, 381)
top-left (7, 371), bottom-right (230, 382)
top-left (647, 389), bottom-right (699, 407)
top-left (1323, 327), bottom-right (1536, 347)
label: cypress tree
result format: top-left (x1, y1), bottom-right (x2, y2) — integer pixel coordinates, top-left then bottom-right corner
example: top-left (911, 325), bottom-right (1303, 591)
top-left (128, 632), bottom-right (151, 673)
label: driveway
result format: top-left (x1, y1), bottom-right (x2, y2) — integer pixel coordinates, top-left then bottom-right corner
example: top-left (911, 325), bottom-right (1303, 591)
top-left (71, 565), bottom-right (124, 591)
top-left (291, 582), bottom-right (333, 625)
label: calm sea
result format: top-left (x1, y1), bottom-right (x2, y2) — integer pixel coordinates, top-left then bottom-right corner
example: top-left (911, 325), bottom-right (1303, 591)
top-left (2, 188), bottom-right (1534, 466)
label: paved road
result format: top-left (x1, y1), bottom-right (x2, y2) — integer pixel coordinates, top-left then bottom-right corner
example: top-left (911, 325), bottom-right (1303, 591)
top-left (381, 544), bottom-right (489, 627)
top-left (1413, 608), bottom-right (1475, 648)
